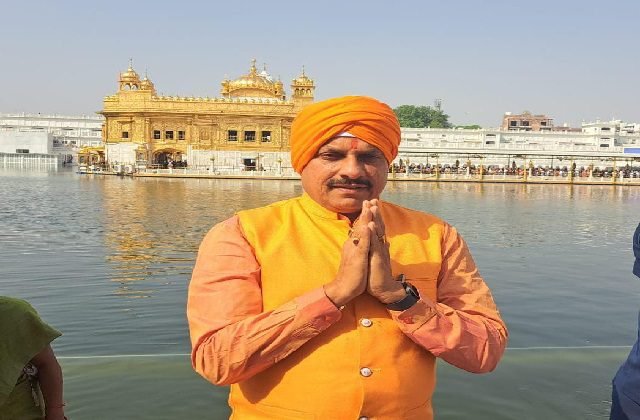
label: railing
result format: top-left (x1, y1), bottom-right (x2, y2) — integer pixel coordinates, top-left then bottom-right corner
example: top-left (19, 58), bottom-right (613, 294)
top-left (114, 166), bottom-right (640, 185)
top-left (135, 167), bottom-right (299, 178)
top-left (1, 152), bottom-right (60, 167)
top-left (388, 168), bottom-right (640, 184)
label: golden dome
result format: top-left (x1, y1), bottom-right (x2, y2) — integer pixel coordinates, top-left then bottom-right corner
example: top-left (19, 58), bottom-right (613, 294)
top-left (222, 59), bottom-right (283, 99)
top-left (120, 62), bottom-right (140, 83)
top-left (292, 66), bottom-right (313, 86)
top-left (229, 61), bottom-right (273, 88)
top-left (139, 73), bottom-right (155, 91)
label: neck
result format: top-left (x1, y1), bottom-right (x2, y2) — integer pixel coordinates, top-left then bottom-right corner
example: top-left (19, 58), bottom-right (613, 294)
top-left (342, 211), bottom-right (361, 224)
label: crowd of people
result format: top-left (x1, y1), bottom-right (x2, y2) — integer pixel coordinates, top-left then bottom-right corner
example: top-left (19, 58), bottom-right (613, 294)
top-left (392, 162), bottom-right (640, 179)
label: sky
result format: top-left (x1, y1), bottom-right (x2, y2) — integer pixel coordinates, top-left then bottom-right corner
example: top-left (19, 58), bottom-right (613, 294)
top-left (1, 0), bottom-right (638, 128)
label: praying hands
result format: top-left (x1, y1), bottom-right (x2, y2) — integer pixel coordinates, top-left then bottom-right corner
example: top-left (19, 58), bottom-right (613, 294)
top-left (323, 199), bottom-right (405, 308)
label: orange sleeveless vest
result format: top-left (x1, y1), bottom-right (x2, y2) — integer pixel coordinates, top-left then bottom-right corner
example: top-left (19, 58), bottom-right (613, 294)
top-left (235, 194), bottom-right (445, 419)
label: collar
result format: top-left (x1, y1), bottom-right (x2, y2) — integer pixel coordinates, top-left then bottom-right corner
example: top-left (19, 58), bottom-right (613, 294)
top-left (299, 193), bottom-right (353, 222)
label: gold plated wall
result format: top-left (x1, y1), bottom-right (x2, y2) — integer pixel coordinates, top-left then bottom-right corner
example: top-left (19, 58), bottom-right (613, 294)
top-left (100, 60), bottom-right (314, 165)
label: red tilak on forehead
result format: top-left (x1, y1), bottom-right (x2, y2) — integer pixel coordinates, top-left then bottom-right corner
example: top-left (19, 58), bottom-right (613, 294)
top-left (350, 139), bottom-right (359, 150)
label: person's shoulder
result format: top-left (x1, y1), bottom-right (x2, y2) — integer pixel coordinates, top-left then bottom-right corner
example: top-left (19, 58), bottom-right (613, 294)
top-left (381, 200), bottom-right (447, 225)
top-left (238, 197), bottom-right (300, 217)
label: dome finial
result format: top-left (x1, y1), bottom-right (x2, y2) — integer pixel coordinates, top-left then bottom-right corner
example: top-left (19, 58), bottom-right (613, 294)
top-left (301, 65), bottom-right (305, 77)
top-left (250, 58), bottom-right (257, 75)
top-left (128, 58), bottom-right (134, 70)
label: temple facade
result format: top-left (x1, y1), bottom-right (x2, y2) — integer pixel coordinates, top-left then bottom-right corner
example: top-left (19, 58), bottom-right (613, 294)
top-left (100, 60), bottom-right (315, 170)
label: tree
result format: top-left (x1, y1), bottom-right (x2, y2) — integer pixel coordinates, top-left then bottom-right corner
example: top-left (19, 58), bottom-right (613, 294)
top-left (455, 124), bottom-right (482, 129)
top-left (393, 105), bottom-right (451, 128)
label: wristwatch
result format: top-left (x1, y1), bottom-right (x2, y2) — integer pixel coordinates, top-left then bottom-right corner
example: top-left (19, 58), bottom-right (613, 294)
top-left (386, 275), bottom-right (420, 311)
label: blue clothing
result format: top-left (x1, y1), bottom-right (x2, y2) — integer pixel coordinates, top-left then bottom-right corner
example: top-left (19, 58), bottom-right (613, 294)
top-left (611, 224), bottom-right (640, 420)
top-left (633, 223), bottom-right (640, 278)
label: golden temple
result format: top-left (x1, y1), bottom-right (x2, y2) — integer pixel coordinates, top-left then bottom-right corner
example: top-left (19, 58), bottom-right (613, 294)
top-left (98, 59), bottom-right (314, 170)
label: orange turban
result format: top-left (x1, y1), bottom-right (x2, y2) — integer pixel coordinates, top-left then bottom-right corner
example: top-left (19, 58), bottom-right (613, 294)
top-left (290, 96), bottom-right (400, 172)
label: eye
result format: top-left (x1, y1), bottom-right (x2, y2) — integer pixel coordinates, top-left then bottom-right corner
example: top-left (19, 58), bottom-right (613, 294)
top-left (319, 152), bottom-right (343, 161)
top-left (359, 154), bottom-right (384, 164)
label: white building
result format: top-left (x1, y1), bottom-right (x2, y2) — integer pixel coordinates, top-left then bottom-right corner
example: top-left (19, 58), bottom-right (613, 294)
top-left (0, 131), bottom-right (52, 154)
top-left (397, 120), bottom-right (640, 168)
top-left (0, 113), bottom-right (103, 162)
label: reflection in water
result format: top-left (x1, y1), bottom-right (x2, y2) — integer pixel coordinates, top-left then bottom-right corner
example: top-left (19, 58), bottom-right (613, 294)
top-left (100, 177), bottom-right (304, 300)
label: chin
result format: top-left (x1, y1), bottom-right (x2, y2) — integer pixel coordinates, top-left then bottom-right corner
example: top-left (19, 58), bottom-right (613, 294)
top-left (329, 198), bottom-right (366, 214)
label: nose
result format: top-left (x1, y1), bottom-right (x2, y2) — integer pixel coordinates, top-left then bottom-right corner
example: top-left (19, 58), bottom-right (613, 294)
top-left (339, 154), bottom-right (365, 179)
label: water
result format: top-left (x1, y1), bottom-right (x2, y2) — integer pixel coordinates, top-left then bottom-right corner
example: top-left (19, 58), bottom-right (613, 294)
top-left (1, 168), bottom-right (639, 419)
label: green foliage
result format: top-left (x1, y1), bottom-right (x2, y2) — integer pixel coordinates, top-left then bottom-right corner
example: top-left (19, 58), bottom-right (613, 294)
top-left (393, 105), bottom-right (451, 128)
top-left (455, 124), bottom-right (482, 129)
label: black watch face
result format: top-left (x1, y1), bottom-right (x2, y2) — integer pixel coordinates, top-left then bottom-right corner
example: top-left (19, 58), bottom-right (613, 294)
top-left (406, 282), bottom-right (420, 298)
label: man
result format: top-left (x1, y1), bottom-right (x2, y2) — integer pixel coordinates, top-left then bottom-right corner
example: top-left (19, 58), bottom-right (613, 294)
top-left (188, 96), bottom-right (508, 419)
top-left (611, 223), bottom-right (640, 419)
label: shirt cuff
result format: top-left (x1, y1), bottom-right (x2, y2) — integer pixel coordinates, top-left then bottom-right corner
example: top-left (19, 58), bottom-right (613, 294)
top-left (295, 287), bottom-right (342, 329)
top-left (390, 299), bottom-right (438, 333)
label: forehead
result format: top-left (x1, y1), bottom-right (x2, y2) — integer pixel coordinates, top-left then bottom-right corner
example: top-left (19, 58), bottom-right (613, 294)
top-left (318, 137), bottom-right (383, 154)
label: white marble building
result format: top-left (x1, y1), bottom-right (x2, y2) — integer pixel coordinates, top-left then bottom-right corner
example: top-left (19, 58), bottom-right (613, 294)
top-left (397, 120), bottom-right (640, 168)
top-left (0, 113), bottom-right (103, 161)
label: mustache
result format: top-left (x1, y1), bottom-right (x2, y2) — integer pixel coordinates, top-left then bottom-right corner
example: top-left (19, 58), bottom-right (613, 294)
top-left (327, 178), bottom-right (372, 188)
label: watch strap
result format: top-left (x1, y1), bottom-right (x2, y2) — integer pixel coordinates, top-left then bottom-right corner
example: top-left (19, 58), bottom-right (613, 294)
top-left (386, 279), bottom-right (420, 311)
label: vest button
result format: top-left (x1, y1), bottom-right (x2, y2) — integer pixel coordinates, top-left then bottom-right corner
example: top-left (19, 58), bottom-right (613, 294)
top-left (360, 367), bottom-right (373, 377)
top-left (360, 318), bottom-right (373, 327)
top-left (359, 417), bottom-right (369, 420)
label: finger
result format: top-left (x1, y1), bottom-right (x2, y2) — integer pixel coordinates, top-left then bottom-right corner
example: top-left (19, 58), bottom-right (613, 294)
top-left (367, 221), bottom-right (389, 253)
top-left (366, 222), bottom-right (377, 247)
top-left (348, 224), bottom-right (371, 249)
top-left (370, 203), bottom-right (386, 235)
top-left (359, 203), bottom-right (372, 225)
top-left (357, 224), bottom-right (371, 248)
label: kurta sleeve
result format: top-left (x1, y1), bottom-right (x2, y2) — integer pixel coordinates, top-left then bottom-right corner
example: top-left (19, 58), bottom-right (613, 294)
top-left (389, 223), bottom-right (508, 373)
top-left (187, 216), bottom-right (342, 386)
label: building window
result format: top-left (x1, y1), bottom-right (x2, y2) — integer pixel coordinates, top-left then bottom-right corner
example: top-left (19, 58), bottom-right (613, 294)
top-left (261, 131), bottom-right (271, 142)
top-left (153, 130), bottom-right (161, 139)
top-left (178, 130), bottom-right (185, 140)
top-left (245, 131), bottom-right (256, 142)
top-left (228, 130), bottom-right (238, 141)
top-left (540, 121), bottom-right (547, 126)
top-left (521, 121), bottom-right (529, 127)
top-left (16, 149), bottom-right (29, 154)
top-left (165, 130), bottom-right (174, 140)
top-left (122, 131), bottom-right (129, 139)
top-left (510, 121), bottom-right (517, 127)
